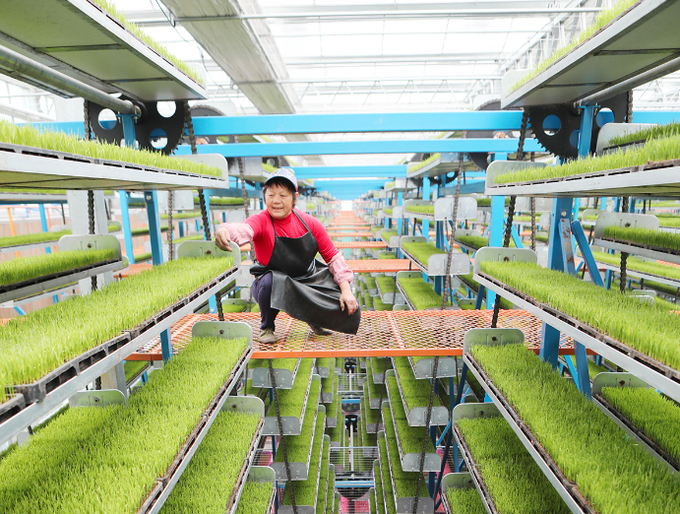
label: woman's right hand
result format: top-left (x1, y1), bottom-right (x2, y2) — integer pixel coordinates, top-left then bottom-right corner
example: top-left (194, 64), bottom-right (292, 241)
top-left (215, 226), bottom-right (232, 251)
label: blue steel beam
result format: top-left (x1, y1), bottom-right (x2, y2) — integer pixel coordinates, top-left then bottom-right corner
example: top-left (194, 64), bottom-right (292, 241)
top-left (290, 165), bottom-right (407, 178)
top-left (175, 138), bottom-right (545, 157)
top-left (29, 111), bottom-right (680, 140)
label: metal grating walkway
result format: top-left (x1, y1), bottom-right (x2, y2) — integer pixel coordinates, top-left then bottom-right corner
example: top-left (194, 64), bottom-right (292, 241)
top-left (130, 310), bottom-right (577, 360)
top-left (335, 241), bottom-right (387, 249)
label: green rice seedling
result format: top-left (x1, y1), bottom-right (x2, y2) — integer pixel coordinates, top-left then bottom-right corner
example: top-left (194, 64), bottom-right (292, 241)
top-left (249, 358), bottom-right (299, 374)
top-left (0, 121), bottom-right (221, 177)
top-left (265, 359), bottom-right (316, 418)
top-left (471, 343), bottom-right (680, 513)
top-left (608, 121), bottom-right (680, 147)
top-left (602, 225), bottom-right (680, 253)
top-left (456, 235), bottom-right (489, 250)
top-left (405, 205), bottom-right (435, 215)
top-left (130, 225), bottom-right (169, 236)
top-left (316, 443), bottom-right (331, 514)
top-left (380, 229), bottom-right (398, 241)
top-left (0, 247), bottom-right (117, 286)
top-left (194, 196), bottom-right (244, 206)
top-left (654, 214), bottom-right (680, 228)
top-left (601, 386), bottom-right (680, 466)
top-left (377, 436), bottom-right (398, 514)
top-left (123, 360), bottom-right (148, 383)
top-left (457, 416), bottom-right (570, 514)
top-left (535, 232), bottom-right (549, 243)
top-left (160, 210), bottom-right (202, 220)
top-left (0, 225), bottom-right (118, 249)
top-left (589, 249), bottom-right (680, 281)
top-left (493, 132), bottom-right (680, 185)
top-left (586, 359), bottom-right (609, 381)
top-left (367, 360), bottom-right (386, 404)
top-left (133, 252), bottom-right (152, 263)
top-left (365, 293), bottom-right (375, 309)
top-left (277, 406), bottom-right (325, 474)
top-left (0, 229), bottom-right (71, 248)
top-left (480, 260), bottom-right (680, 370)
top-left (398, 277), bottom-right (451, 310)
top-left (389, 362), bottom-right (442, 413)
top-left (386, 377), bottom-right (434, 455)
top-left (362, 383), bottom-right (381, 426)
top-left (0, 335), bottom-right (248, 513)
top-left (0, 255), bottom-right (233, 387)
top-left (371, 225), bottom-right (382, 235)
top-left (378, 252), bottom-right (397, 260)
top-left (222, 302), bottom-right (246, 313)
top-left (374, 463), bottom-right (386, 514)
top-left (373, 297), bottom-right (393, 311)
top-left (381, 405), bottom-right (429, 499)
top-left (366, 276), bottom-right (377, 290)
top-left (407, 153), bottom-right (440, 174)
top-left (383, 208), bottom-right (393, 215)
top-left (445, 487), bottom-right (485, 514)
top-left (327, 382), bottom-right (340, 420)
top-left (307, 203), bottom-right (317, 210)
top-left (159, 409), bottom-right (261, 514)
top-left (325, 468), bottom-right (335, 514)
top-left (376, 276), bottom-right (396, 294)
top-left (510, 0), bottom-right (640, 91)
top-left (401, 242), bottom-right (446, 265)
top-left (235, 480), bottom-right (274, 514)
top-left (88, 0), bottom-right (204, 85)
top-left (369, 489), bottom-right (376, 514)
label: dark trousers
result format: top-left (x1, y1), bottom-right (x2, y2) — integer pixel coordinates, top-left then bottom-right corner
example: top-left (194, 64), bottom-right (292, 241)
top-left (251, 272), bottom-right (279, 330)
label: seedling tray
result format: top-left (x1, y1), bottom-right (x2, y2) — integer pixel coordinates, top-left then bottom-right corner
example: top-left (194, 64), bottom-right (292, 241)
top-left (0, 394), bottom-right (26, 425)
top-left (250, 358), bottom-right (302, 389)
top-left (262, 372), bottom-right (318, 436)
top-left (271, 405), bottom-right (324, 482)
top-left (389, 367), bottom-right (448, 427)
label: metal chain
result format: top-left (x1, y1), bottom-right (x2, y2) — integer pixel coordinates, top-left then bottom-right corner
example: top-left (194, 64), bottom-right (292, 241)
top-left (442, 156), bottom-right (463, 309)
top-left (183, 101), bottom-right (197, 155)
top-left (167, 191), bottom-right (174, 261)
top-left (84, 102), bottom-right (98, 292)
top-left (269, 359), bottom-right (298, 514)
top-left (234, 135), bottom-right (250, 218)
top-left (530, 198), bottom-right (536, 252)
top-left (183, 102), bottom-right (224, 319)
top-left (491, 195), bottom-right (517, 327)
top-left (412, 355), bottom-right (439, 514)
top-left (626, 90), bottom-right (634, 124)
top-left (620, 196), bottom-right (630, 294)
top-left (516, 110), bottom-right (529, 160)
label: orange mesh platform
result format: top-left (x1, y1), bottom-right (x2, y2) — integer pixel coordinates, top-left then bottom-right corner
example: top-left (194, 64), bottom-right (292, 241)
top-left (335, 241), bottom-right (387, 249)
top-left (328, 226), bottom-right (370, 230)
top-left (129, 310), bottom-right (579, 360)
top-left (346, 259), bottom-right (414, 272)
top-left (328, 232), bottom-right (374, 238)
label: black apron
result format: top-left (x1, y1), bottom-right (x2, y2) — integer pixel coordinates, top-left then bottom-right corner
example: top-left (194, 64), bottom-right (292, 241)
top-left (250, 210), bottom-right (361, 335)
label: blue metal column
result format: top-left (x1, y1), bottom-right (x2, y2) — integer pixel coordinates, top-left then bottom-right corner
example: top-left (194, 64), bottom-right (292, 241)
top-left (397, 191), bottom-right (403, 234)
top-left (118, 192), bottom-right (135, 264)
top-left (486, 153), bottom-right (507, 308)
top-left (422, 178), bottom-right (431, 239)
top-left (121, 113), bottom-right (172, 362)
top-left (38, 205), bottom-right (51, 255)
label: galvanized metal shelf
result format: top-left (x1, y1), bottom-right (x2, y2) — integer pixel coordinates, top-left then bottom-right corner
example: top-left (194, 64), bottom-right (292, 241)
top-left (279, 435), bottom-right (329, 514)
top-left (388, 368), bottom-right (448, 427)
top-left (234, 466), bottom-right (276, 514)
top-left (366, 361), bottom-right (386, 410)
top-left (403, 198), bottom-right (477, 222)
top-left (400, 236), bottom-right (470, 277)
top-left (407, 154), bottom-right (459, 179)
top-left (502, 0), bottom-right (680, 108)
top-left (376, 275), bottom-right (406, 306)
top-left (262, 373), bottom-right (319, 436)
top-left (452, 402), bottom-right (512, 514)
top-left (249, 358), bottom-right (303, 389)
top-left (407, 355), bottom-right (457, 380)
top-left (321, 369), bottom-right (336, 405)
top-left (0, 263), bottom-right (243, 449)
top-left (0, 143), bottom-right (227, 191)
top-left (379, 427), bottom-right (433, 514)
top-left (0, 235), bottom-right (126, 303)
top-left (0, 192), bottom-right (68, 204)
top-left (485, 159), bottom-right (680, 199)
top-left (440, 472), bottom-right (479, 514)
top-left (473, 246), bottom-right (680, 403)
top-left (361, 384), bottom-right (380, 434)
top-left (384, 382), bottom-right (441, 472)
top-left (143, 393), bottom-right (263, 514)
top-left (591, 372), bottom-right (679, 474)
top-left (271, 404), bottom-right (324, 482)
top-left (0, 0), bottom-right (206, 101)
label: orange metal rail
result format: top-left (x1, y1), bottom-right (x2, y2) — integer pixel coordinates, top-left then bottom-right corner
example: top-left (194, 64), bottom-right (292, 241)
top-left (346, 259), bottom-right (414, 273)
top-left (328, 232), bottom-right (374, 238)
top-left (129, 310), bottom-right (580, 360)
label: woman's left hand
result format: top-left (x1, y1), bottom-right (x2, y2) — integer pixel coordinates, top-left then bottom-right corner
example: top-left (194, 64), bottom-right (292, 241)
top-left (339, 289), bottom-right (359, 315)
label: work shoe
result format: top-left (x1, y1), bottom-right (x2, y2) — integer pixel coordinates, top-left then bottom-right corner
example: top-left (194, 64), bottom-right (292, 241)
top-left (308, 324), bottom-right (333, 336)
top-left (259, 328), bottom-right (279, 344)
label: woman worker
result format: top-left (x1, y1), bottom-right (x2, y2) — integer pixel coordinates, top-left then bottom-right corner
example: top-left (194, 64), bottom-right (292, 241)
top-left (215, 168), bottom-right (361, 343)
